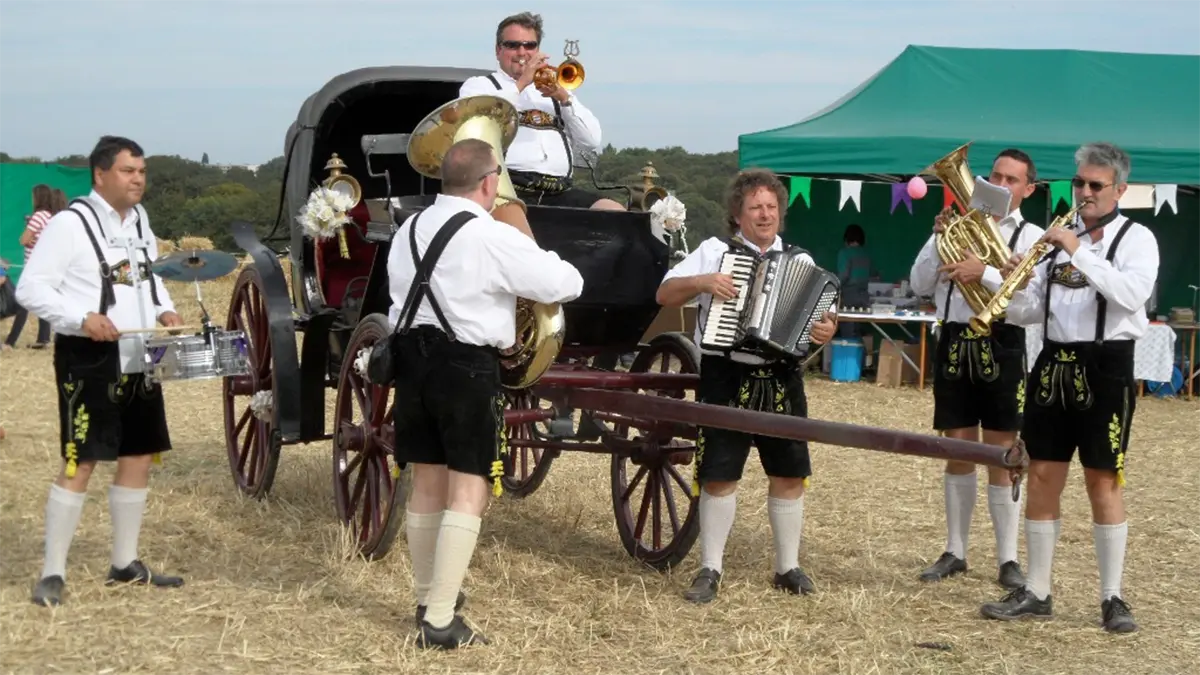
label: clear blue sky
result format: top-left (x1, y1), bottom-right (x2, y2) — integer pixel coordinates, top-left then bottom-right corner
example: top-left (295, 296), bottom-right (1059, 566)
top-left (2, 0), bottom-right (1197, 165)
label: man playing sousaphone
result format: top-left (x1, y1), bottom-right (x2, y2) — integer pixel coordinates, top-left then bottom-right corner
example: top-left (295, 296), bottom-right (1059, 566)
top-left (459, 10), bottom-right (625, 238)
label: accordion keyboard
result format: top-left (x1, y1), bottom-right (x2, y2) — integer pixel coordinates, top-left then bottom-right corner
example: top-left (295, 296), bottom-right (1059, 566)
top-left (700, 252), bottom-right (756, 349)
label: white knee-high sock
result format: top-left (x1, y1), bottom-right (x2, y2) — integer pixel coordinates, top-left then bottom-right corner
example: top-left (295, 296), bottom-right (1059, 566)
top-left (1024, 519), bottom-right (1060, 600)
top-left (698, 490), bottom-right (736, 574)
top-left (988, 484), bottom-right (1021, 565)
top-left (767, 495), bottom-right (805, 575)
top-left (944, 472), bottom-right (977, 559)
top-left (42, 484), bottom-right (86, 580)
top-left (423, 510), bottom-right (481, 629)
top-left (109, 485), bottom-right (148, 569)
top-left (1094, 522), bottom-right (1128, 602)
top-left (405, 510), bottom-right (443, 606)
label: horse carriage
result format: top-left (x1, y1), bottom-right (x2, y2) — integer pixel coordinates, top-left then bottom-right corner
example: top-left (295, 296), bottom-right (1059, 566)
top-left (217, 65), bottom-right (1027, 571)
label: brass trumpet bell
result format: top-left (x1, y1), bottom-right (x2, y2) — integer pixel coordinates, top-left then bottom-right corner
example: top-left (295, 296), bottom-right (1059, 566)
top-left (534, 58), bottom-right (585, 90)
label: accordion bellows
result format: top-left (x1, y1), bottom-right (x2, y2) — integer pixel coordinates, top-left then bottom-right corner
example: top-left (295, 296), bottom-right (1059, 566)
top-left (700, 247), bottom-right (840, 360)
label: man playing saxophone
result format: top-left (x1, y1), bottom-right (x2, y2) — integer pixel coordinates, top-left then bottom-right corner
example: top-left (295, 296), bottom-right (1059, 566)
top-left (909, 148), bottom-right (1044, 590)
top-left (979, 142), bottom-right (1156, 634)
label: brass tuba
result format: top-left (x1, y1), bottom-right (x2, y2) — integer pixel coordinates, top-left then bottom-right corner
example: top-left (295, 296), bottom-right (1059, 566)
top-left (920, 142), bottom-right (1013, 317)
top-left (533, 39), bottom-right (585, 91)
top-left (407, 95), bottom-right (566, 389)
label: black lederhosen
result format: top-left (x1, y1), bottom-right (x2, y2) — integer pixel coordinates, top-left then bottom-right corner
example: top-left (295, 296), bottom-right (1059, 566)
top-left (387, 209), bottom-right (510, 495)
top-left (693, 354), bottom-right (811, 491)
top-left (932, 221), bottom-right (1030, 433)
top-left (54, 335), bottom-right (171, 477)
top-left (1021, 217), bottom-right (1136, 485)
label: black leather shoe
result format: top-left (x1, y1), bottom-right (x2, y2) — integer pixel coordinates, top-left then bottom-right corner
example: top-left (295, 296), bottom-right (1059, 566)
top-left (415, 590), bottom-right (467, 624)
top-left (980, 586), bottom-right (1053, 621)
top-left (1101, 596), bottom-right (1138, 633)
top-left (416, 615), bottom-right (489, 649)
top-left (919, 551), bottom-right (968, 582)
top-left (683, 568), bottom-right (721, 604)
top-left (997, 560), bottom-right (1025, 590)
top-left (105, 560), bottom-right (184, 588)
top-left (773, 567), bottom-right (816, 595)
top-left (32, 576), bottom-right (65, 607)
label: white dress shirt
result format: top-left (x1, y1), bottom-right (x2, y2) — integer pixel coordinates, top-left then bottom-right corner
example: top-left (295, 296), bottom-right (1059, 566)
top-left (387, 193), bottom-right (585, 349)
top-left (909, 209), bottom-right (1046, 325)
top-left (15, 191), bottom-right (177, 372)
top-left (662, 233), bottom-right (814, 364)
top-left (1005, 213), bottom-right (1159, 343)
top-left (459, 70), bottom-right (602, 178)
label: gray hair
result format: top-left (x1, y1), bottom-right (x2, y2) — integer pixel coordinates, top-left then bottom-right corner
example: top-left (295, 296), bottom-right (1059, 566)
top-left (1074, 142), bottom-right (1131, 185)
top-left (496, 12), bottom-right (543, 46)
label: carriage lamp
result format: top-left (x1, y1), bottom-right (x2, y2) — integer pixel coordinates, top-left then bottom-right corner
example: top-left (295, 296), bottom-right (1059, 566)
top-left (323, 153), bottom-right (362, 206)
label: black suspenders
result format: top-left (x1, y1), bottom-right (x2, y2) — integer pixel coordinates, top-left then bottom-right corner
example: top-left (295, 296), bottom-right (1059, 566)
top-left (67, 199), bottom-right (161, 315)
top-left (940, 220), bottom-right (1028, 324)
top-left (1040, 217), bottom-right (1134, 342)
top-left (394, 210), bottom-right (477, 339)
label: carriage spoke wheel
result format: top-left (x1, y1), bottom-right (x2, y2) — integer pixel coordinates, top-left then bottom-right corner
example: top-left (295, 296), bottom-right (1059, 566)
top-left (501, 390), bottom-right (557, 497)
top-left (222, 267), bottom-right (281, 500)
top-left (610, 333), bottom-right (701, 571)
top-left (332, 314), bottom-right (405, 561)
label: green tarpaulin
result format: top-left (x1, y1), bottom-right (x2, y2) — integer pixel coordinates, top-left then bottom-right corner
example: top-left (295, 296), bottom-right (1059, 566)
top-left (1, 163), bottom-right (93, 286)
top-left (739, 45), bottom-right (1200, 184)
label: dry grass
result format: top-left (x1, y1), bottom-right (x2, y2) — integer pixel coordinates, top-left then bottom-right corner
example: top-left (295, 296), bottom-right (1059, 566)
top-left (1, 272), bottom-right (1198, 675)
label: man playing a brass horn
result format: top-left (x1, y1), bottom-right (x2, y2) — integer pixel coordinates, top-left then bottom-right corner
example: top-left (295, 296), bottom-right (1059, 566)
top-left (656, 169), bottom-right (836, 603)
top-left (909, 148), bottom-right (1045, 590)
top-left (459, 11), bottom-right (625, 224)
top-left (388, 138), bottom-right (583, 648)
top-left (979, 142), bottom-right (1156, 633)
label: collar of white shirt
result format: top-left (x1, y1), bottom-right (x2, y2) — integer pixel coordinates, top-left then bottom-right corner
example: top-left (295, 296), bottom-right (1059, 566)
top-left (431, 193), bottom-right (493, 221)
top-left (733, 231), bottom-right (784, 254)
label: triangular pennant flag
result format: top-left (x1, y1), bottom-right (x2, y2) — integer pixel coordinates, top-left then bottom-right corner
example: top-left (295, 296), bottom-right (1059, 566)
top-left (890, 183), bottom-right (913, 214)
top-left (788, 176), bottom-right (812, 207)
top-left (1154, 184), bottom-right (1178, 215)
top-left (1048, 180), bottom-right (1072, 209)
top-left (838, 180), bottom-right (862, 211)
top-left (1118, 184), bottom-right (1155, 210)
top-left (943, 185), bottom-right (961, 212)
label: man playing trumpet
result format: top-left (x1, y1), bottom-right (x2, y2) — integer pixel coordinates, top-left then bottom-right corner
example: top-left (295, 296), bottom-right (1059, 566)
top-left (979, 142), bottom-right (1156, 633)
top-left (909, 148), bottom-right (1044, 590)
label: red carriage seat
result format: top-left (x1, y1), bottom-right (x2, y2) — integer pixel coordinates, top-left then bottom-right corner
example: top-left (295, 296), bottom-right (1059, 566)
top-left (314, 200), bottom-right (377, 309)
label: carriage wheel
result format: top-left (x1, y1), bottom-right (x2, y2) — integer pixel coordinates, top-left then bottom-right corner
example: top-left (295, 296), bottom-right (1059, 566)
top-left (501, 390), bottom-right (557, 497)
top-left (222, 266), bottom-right (282, 500)
top-left (609, 332), bottom-right (702, 571)
top-left (332, 313), bottom-right (406, 561)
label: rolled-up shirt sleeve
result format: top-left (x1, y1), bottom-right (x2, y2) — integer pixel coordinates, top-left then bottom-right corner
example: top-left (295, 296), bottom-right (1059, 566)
top-left (15, 213), bottom-right (92, 330)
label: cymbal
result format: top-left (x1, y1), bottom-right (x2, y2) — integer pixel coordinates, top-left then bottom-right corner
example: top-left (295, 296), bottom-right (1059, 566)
top-left (151, 250), bottom-right (239, 282)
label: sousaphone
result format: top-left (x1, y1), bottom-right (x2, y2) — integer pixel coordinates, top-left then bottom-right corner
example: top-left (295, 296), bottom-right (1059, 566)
top-left (407, 94), bottom-right (567, 390)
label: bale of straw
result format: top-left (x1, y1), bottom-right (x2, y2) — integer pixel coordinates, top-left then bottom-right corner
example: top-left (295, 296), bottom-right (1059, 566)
top-left (157, 238), bottom-right (178, 254)
top-left (177, 236), bottom-right (215, 251)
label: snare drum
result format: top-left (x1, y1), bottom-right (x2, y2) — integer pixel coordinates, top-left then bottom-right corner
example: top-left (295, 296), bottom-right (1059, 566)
top-left (144, 329), bottom-right (251, 383)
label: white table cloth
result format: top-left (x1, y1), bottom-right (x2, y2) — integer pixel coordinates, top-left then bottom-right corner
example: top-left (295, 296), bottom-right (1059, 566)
top-left (1023, 323), bottom-right (1176, 382)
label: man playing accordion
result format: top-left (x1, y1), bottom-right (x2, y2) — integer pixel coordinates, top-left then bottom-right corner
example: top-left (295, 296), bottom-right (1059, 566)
top-left (979, 142), bottom-right (1155, 633)
top-left (909, 148), bottom-right (1044, 590)
top-left (656, 169), bottom-right (836, 604)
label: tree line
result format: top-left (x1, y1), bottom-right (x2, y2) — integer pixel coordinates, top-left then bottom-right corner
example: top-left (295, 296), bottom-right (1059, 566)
top-left (1, 145), bottom-right (739, 252)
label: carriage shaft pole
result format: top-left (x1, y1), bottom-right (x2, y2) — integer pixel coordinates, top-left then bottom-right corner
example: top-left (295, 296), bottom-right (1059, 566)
top-left (561, 388), bottom-right (1026, 469)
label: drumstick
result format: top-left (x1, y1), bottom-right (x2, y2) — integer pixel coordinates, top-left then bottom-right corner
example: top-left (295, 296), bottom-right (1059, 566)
top-left (118, 326), bottom-right (195, 335)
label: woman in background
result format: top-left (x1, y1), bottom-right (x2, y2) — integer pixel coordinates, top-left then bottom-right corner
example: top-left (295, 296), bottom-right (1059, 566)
top-left (836, 224), bottom-right (876, 338)
top-left (3, 184), bottom-right (61, 350)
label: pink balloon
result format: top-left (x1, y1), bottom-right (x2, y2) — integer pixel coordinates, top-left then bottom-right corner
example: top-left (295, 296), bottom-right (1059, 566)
top-left (907, 176), bottom-right (928, 199)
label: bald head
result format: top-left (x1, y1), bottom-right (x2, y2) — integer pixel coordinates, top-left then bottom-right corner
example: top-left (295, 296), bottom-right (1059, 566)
top-left (441, 139), bottom-right (499, 195)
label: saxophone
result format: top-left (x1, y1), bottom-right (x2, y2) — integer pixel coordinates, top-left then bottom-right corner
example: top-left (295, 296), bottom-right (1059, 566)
top-left (968, 200), bottom-right (1090, 336)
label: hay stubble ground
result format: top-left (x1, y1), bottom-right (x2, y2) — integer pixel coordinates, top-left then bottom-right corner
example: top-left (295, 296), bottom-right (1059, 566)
top-left (1, 277), bottom-right (1197, 674)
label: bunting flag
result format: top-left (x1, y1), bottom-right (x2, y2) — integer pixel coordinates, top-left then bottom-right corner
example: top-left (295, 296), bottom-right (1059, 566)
top-left (1118, 184), bottom-right (1155, 210)
top-left (1048, 180), bottom-right (1072, 209)
top-left (838, 179), bottom-right (862, 211)
top-left (890, 183), bottom-right (913, 214)
top-left (1154, 184), bottom-right (1178, 215)
top-left (788, 176), bottom-right (812, 207)
top-left (942, 186), bottom-right (961, 212)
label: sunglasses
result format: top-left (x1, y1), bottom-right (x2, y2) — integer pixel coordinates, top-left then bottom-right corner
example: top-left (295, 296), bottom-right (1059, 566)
top-left (1071, 176), bottom-right (1111, 192)
top-left (500, 40), bottom-right (538, 50)
top-left (478, 166), bottom-right (501, 181)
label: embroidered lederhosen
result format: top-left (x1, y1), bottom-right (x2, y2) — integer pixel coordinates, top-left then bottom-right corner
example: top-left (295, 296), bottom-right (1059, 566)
top-left (1026, 215), bottom-right (1136, 484)
top-left (487, 73), bottom-right (574, 194)
top-left (938, 221), bottom-right (1029, 384)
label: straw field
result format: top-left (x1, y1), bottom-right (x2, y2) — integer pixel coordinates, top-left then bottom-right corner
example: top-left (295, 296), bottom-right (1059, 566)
top-left (1, 261), bottom-right (1197, 675)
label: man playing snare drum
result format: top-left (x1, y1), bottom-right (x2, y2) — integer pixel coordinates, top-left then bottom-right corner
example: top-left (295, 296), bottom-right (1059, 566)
top-left (16, 135), bottom-right (186, 607)
top-left (656, 169), bottom-right (837, 603)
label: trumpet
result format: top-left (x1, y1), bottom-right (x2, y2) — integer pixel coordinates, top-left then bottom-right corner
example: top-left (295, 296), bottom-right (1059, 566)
top-left (529, 39), bottom-right (584, 90)
top-left (968, 199), bottom-right (1091, 335)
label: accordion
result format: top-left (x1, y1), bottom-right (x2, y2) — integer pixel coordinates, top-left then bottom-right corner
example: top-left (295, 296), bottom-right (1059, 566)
top-left (700, 247), bottom-right (840, 360)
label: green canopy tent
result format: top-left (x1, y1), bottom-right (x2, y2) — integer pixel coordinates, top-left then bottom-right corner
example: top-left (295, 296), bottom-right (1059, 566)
top-left (1, 163), bottom-right (93, 286)
top-left (737, 44), bottom-right (1200, 312)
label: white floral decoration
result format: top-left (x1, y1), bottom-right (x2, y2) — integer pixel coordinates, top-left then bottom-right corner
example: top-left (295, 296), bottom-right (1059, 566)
top-left (296, 186), bottom-right (356, 242)
top-left (650, 194), bottom-right (687, 232)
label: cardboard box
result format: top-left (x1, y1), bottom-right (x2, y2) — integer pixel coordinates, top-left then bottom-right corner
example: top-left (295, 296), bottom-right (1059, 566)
top-left (875, 339), bottom-right (932, 387)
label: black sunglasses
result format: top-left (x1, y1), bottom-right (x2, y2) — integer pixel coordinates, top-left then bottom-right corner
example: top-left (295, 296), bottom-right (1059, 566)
top-left (500, 40), bottom-right (538, 50)
top-left (478, 166), bottom-right (501, 181)
top-left (1071, 176), bottom-right (1112, 192)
